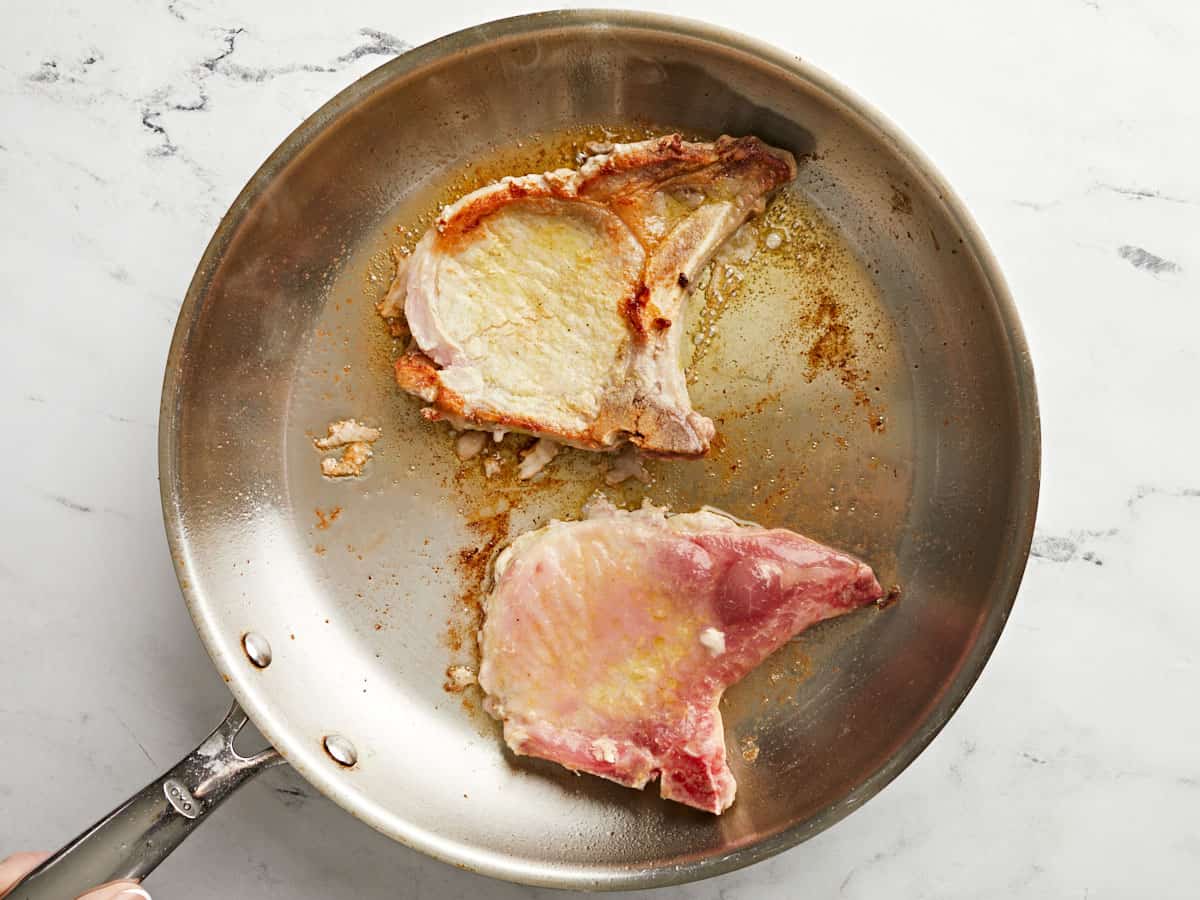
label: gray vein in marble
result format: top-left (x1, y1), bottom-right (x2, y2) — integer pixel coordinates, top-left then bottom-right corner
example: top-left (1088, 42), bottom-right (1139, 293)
top-left (1030, 535), bottom-right (1077, 562)
top-left (1095, 183), bottom-right (1192, 204)
top-left (135, 25), bottom-right (407, 176)
top-left (201, 26), bottom-right (244, 73)
top-left (136, 25), bottom-right (239, 149)
top-left (1013, 198), bottom-right (1059, 212)
top-left (1126, 483), bottom-right (1200, 506)
top-left (30, 60), bottom-right (60, 83)
top-left (1030, 485), bottom-right (1199, 566)
top-left (140, 107), bottom-right (179, 157)
top-left (25, 50), bottom-right (104, 86)
top-left (46, 494), bottom-right (94, 514)
top-left (946, 738), bottom-right (977, 784)
top-left (111, 708), bottom-right (158, 767)
top-left (39, 147), bottom-right (110, 185)
top-left (838, 831), bottom-right (916, 895)
top-left (1118, 244), bottom-right (1181, 274)
top-left (15, 25), bottom-right (408, 220)
top-left (26, 394), bottom-right (154, 429)
top-left (1030, 529), bottom-right (1114, 565)
top-left (210, 27), bottom-right (408, 82)
top-left (1015, 181), bottom-right (1197, 214)
top-left (42, 492), bottom-right (138, 521)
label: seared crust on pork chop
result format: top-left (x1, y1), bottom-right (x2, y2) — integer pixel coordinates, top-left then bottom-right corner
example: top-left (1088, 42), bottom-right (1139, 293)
top-left (389, 134), bottom-right (797, 457)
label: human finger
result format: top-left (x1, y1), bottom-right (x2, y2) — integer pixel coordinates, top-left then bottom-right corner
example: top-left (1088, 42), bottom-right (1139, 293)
top-left (0, 854), bottom-right (50, 897)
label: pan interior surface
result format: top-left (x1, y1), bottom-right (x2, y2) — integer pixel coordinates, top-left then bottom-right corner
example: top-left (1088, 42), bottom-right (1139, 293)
top-left (161, 12), bottom-right (1038, 890)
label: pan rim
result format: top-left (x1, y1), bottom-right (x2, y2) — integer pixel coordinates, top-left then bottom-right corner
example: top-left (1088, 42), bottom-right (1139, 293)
top-left (158, 8), bottom-right (1041, 890)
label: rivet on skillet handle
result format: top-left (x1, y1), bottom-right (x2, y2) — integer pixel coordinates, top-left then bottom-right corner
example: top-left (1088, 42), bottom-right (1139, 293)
top-left (323, 734), bottom-right (358, 767)
top-left (242, 631), bottom-right (273, 668)
top-left (7, 701), bottom-right (285, 900)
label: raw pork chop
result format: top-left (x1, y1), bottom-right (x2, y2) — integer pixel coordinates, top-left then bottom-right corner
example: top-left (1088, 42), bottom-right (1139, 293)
top-left (477, 498), bottom-right (883, 813)
top-left (388, 134), bottom-right (796, 457)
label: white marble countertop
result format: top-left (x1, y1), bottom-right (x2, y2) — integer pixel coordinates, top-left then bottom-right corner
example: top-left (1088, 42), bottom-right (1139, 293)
top-left (3, 1), bottom-right (1197, 897)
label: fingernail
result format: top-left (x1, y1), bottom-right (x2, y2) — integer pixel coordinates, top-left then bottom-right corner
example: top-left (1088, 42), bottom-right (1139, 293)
top-left (114, 890), bottom-right (152, 900)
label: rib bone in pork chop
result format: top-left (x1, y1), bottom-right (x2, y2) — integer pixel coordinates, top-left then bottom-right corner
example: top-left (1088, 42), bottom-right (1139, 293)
top-left (389, 135), bottom-right (796, 457)
top-left (477, 498), bottom-right (883, 814)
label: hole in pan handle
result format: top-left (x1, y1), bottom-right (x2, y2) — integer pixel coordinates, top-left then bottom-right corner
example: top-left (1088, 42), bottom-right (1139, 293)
top-left (6, 701), bottom-right (285, 900)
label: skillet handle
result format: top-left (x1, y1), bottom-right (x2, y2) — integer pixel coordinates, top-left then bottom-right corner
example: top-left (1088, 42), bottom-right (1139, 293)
top-left (7, 702), bottom-right (284, 900)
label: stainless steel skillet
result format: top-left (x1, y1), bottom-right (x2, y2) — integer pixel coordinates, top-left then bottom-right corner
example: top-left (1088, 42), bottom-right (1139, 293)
top-left (11, 10), bottom-right (1039, 896)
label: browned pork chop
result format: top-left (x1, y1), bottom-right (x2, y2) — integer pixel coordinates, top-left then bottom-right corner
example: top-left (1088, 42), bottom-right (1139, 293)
top-left (478, 498), bottom-right (883, 813)
top-left (386, 134), bottom-right (796, 457)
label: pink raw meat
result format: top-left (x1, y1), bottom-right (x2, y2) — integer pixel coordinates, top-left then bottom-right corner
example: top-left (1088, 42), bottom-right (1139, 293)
top-left (477, 497), bottom-right (883, 814)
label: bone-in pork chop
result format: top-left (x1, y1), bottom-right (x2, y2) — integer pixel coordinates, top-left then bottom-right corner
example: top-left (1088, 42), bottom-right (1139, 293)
top-left (388, 135), bottom-right (796, 457)
top-left (477, 498), bottom-right (883, 814)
